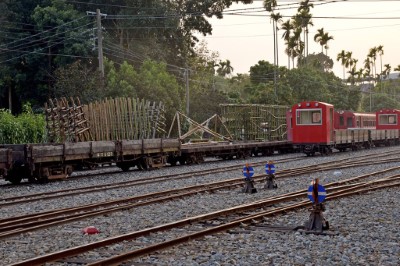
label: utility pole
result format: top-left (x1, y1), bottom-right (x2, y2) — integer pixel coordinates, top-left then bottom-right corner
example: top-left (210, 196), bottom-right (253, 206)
top-left (96, 9), bottom-right (104, 79)
top-left (88, 10), bottom-right (106, 83)
top-left (185, 67), bottom-right (190, 116)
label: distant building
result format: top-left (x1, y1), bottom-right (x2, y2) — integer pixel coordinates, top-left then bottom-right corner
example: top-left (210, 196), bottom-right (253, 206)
top-left (383, 72), bottom-right (400, 81)
top-left (360, 83), bottom-right (374, 93)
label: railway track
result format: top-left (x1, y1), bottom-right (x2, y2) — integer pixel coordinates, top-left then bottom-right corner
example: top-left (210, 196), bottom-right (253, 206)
top-left (1, 156), bottom-right (399, 239)
top-left (0, 156), bottom-right (304, 204)
top-left (1, 149), bottom-right (399, 206)
top-left (9, 172), bottom-right (400, 266)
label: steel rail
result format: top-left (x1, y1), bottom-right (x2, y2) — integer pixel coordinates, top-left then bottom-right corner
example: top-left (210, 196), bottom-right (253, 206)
top-left (10, 175), bottom-right (400, 266)
top-left (1, 162), bottom-right (399, 239)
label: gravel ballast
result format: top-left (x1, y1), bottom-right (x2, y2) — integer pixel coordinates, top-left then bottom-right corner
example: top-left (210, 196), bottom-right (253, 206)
top-left (1, 146), bottom-right (399, 265)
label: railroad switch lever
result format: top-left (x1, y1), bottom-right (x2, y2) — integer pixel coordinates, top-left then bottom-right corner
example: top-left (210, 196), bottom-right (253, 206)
top-left (243, 177), bottom-right (257, 193)
top-left (264, 161), bottom-right (277, 189)
top-left (264, 173), bottom-right (278, 189)
top-left (305, 203), bottom-right (329, 232)
top-left (242, 163), bottom-right (257, 193)
top-left (305, 179), bottom-right (329, 233)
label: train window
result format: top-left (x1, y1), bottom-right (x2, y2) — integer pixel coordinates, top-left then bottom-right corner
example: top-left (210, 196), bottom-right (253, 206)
top-left (379, 114), bottom-right (397, 125)
top-left (339, 116), bottom-right (344, 126)
top-left (347, 117), bottom-right (353, 127)
top-left (296, 109), bottom-right (322, 125)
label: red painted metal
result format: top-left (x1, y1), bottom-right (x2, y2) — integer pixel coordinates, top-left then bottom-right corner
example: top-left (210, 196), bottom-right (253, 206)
top-left (291, 101), bottom-right (334, 145)
top-left (334, 110), bottom-right (376, 129)
top-left (376, 109), bottom-right (400, 130)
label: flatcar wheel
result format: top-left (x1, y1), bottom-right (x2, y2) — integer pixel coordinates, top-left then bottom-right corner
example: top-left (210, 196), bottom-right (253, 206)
top-left (8, 174), bottom-right (22, 185)
top-left (39, 177), bottom-right (49, 184)
top-left (138, 158), bottom-right (149, 170)
top-left (117, 163), bottom-right (131, 172)
top-left (168, 157), bottom-right (177, 166)
top-left (28, 176), bottom-right (39, 183)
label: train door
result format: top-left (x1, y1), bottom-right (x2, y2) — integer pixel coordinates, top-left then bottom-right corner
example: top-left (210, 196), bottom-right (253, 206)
top-left (330, 108), bottom-right (334, 142)
top-left (286, 110), bottom-right (293, 142)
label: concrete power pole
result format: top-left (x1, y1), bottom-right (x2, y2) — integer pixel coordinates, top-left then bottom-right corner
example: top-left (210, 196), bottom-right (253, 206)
top-left (96, 9), bottom-right (104, 79)
top-left (185, 67), bottom-right (190, 116)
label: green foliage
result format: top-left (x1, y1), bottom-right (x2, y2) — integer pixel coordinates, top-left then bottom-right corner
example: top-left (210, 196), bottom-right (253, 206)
top-left (136, 59), bottom-right (183, 121)
top-left (0, 104), bottom-right (46, 144)
top-left (54, 60), bottom-right (104, 103)
top-left (104, 59), bottom-right (138, 99)
top-left (358, 79), bottom-right (400, 112)
top-left (0, 0), bottom-right (94, 112)
top-left (361, 92), bottom-right (400, 112)
top-left (298, 52), bottom-right (334, 72)
top-left (249, 60), bottom-right (276, 85)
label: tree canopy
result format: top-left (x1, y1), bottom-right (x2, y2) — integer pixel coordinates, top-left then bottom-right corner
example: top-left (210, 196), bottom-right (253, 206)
top-left (0, 0), bottom-right (398, 120)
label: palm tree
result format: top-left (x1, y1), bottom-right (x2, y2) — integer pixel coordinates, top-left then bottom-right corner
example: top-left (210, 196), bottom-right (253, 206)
top-left (281, 19), bottom-right (293, 69)
top-left (368, 47), bottom-right (377, 80)
top-left (376, 45), bottom-right (384, 76)
top-left (314, 28), bottom-right (334, 55)
top-left (271, 12), bottom-right (282, 96)
top-left (321, 32), bottom-right (334, 56)
top-left (363, 68), bottom-right (371, 83)
top-left (298, 0), bottom-right (314, 56)
top-left (356, 68), bottom-right (364, 84)
top-left (297, 10), bottom-right (313, 57)
top-left (344, 51), bottom-right (353, 67)
top-left (264, 1), bottom-right (279, 96)
top-left (216, 60), bottom-right (233, 77)
top-left (394, 64), bottom-right (400, 77)
top-left (363, 58), bottom-right (372, 82)
top-left (314, 28), bottom-right (326, 53)
top-left (337, 50), bottom-right (347, 80)
top-left (347, 67), bottom-right (357, 85)
top-left (382, 63), bottom-right (391, 79)
top-left (286, 36), bottom-right (297, 69)
top-left (270, 12), bottom-right (283, 67)
top-left (352, 59), bottom-right (358, 70)
top-left (287, 35), bottom-right (299, 68)
top-left (264, 0), bottom-right (277, 12)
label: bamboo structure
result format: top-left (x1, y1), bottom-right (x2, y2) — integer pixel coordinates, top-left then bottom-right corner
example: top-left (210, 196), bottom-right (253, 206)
top-left (83, 97), bottom-right (166, 141)
top-left (219, 104), bottom-right (289, 141)
top-left (45, 97), bottom-right (166, 142)
top-left (45, 97), bottom-right (92, 143)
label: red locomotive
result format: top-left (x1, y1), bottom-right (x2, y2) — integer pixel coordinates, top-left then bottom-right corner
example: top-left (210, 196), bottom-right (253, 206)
top-left (290, 101), bottom-right (334, 155)
top-left (290, 101), bottom-right (399, 156)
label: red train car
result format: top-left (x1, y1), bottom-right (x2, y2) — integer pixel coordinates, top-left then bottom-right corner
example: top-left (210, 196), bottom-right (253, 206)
top-left (376, 109), bottom-right (400, 130)
top-left (334, 110), bottom-right (376, 129)
top-left (291, 101), bottom-right (334, 155)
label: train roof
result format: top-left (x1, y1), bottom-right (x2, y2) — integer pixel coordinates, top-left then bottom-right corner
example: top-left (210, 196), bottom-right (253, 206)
top-left (335, 110), bottom-right (375, 116)
top-left (377, 109), bottom-right (400, 113)
top-left (293, 101), bottom-right (333, 108)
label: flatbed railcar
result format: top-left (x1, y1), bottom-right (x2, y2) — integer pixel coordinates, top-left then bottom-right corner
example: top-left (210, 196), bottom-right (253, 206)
top-left (0, 137), bottom-right (295, 184)
top-left (178, 140), bottom-right (292, 164)
top-left (0, 139), bottom-right (181, 184)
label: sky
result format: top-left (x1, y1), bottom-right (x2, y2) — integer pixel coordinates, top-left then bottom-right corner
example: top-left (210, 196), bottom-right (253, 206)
top-left (198, 0), bottom-right (400, 78)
